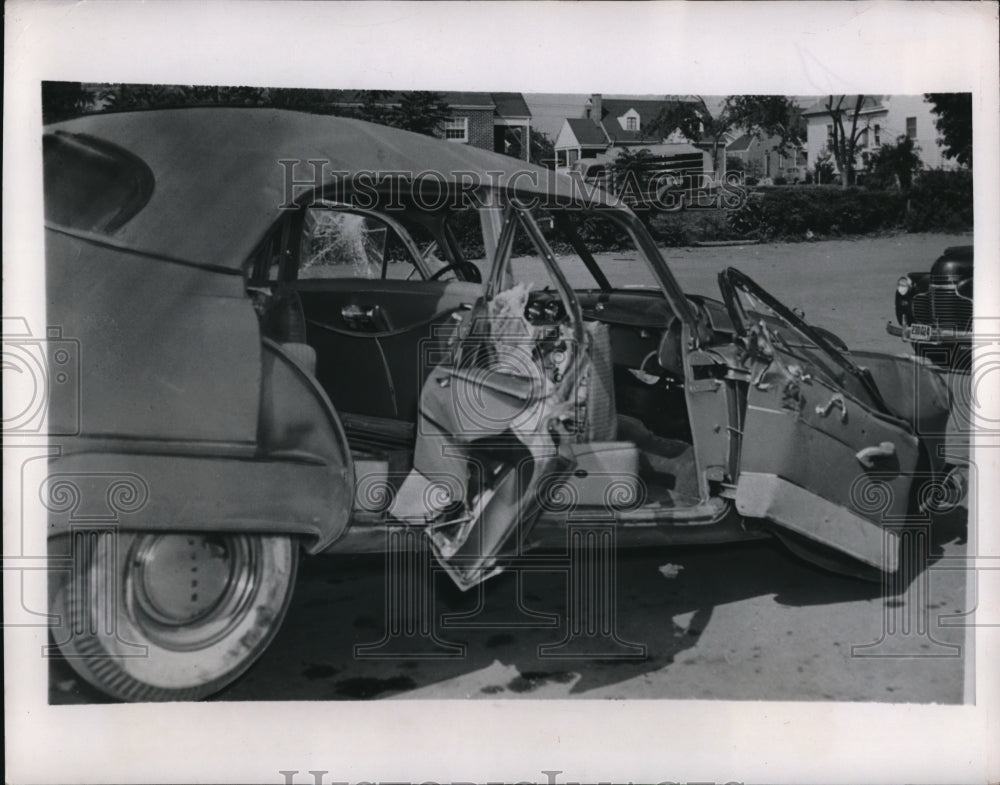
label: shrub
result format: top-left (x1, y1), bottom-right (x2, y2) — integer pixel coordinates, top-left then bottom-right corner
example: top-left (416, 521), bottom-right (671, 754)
top-left (905, 169), bottom-right (973, 232)
top-left (650, 209), bottom-right (744, 246)
top-left (724, 185), bottom-right (907, 240)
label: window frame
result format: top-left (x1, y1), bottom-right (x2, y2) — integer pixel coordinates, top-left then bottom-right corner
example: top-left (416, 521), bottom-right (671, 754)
top-left (444, 117), bottom-right (469, 143)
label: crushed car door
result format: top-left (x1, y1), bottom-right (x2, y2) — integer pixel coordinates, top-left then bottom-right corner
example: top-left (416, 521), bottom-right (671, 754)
top-left (388, 204), bottom-right (588, 589)
top-left (719, 268), bottom-right (922, 573)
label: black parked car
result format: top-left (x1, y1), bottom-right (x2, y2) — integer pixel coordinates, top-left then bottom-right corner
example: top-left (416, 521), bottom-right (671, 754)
top-left (888, 245), bottom-right (973, 365)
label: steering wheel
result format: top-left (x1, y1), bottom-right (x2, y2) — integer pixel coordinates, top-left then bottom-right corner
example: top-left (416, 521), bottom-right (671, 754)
top-left (427, 261), bottom-right (483, 283)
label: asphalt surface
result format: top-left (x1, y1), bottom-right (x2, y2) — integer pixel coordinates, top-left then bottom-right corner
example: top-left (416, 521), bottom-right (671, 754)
top-left (49, 232), bottom-right (974, 704)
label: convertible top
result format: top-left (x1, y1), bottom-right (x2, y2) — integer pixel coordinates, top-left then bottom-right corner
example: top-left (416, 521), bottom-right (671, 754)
top-left (45, 108), bottom-right (620, 270)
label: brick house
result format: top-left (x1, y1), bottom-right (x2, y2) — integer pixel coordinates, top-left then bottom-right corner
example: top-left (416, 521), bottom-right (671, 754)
top-left (440, 92), bottom-right (532, 161)
top-left (327, 91), bottom-right (532, 161)
top-left (802, 95), bottom-right (958, 181)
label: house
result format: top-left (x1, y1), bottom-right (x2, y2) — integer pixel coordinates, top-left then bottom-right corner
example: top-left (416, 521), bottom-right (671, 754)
top-left (802, 95), bottom-right (957, 180)
top-left (326, 91), bottom-right (532, 161)
top-left (553, 94), bottom-right (703, 172)
top-left (725, 132), bottom-right (808, 183)
top-left (441, 91), bottom-right (532, 161)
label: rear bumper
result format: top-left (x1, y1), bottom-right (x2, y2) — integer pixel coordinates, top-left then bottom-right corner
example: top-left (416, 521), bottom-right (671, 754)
top-left (886, 321), bottom-right (972, 343)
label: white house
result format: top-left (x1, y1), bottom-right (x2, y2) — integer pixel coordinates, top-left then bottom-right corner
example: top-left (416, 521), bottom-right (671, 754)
top-left (802, 95), bottom-right (958, 179)
top-left (552, 94), bottom-right (716, 196)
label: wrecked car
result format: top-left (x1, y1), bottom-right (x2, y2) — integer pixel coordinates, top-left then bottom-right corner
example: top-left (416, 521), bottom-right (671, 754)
top-left (44, 108), bottom-right (956, 701)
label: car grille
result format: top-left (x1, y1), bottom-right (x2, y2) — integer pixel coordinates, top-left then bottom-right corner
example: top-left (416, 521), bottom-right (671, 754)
top-left (910, 285), bottom-right (972, 330)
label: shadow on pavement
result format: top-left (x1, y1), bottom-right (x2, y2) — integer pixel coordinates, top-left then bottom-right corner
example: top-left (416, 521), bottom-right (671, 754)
top-left (49, 505), bottom-right (966, 703)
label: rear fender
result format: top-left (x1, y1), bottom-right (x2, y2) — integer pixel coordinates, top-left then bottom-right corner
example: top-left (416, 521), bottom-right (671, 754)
top-left (47, 340), bottom-right (355, 553)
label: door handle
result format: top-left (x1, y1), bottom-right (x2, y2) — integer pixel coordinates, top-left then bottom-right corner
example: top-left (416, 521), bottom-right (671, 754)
top-left (856, 441), bottom-right (896, 469)
top-left (815, 392), bottom-right (847, 422)
top-left (341, 304), bottom-right (380, 331)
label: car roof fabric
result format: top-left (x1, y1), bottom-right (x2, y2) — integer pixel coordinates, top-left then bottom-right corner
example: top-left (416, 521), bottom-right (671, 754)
top-left (48, 108), bottom-right (618, 270)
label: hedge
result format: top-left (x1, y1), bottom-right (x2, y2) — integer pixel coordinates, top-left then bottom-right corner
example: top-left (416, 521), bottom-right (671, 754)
top-left (722, 169), bottom-right (972, 241)
top-left (441, 169), bottom-right (972, 254)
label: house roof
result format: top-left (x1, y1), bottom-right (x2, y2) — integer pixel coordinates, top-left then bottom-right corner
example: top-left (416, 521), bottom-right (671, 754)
top-left (800, 95), bottom-right (885, 118)
top-left (327, 90), bottom-right (531, 118)
top-left (726, 133), bottom-right (754, 152)
top-left (438, 91), bottom-right (496, 108)
top-left (565, 117), bottom-right (608, 146)
top-left (597, 98), bottom-right (675, 143)
top-left (490, 92), bottom-right (531, 118)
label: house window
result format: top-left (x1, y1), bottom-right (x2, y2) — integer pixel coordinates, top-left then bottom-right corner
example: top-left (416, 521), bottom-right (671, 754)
top-left (626, 116), bottom-right (638, 131)
top-left (826, 123), bottom-right (834, 143)
top-left (874, 124), bottom-right (881, 146)
top-left (444, 117), bottom-right (469, 143)
top-left (859, 129), bottom-right (868, 148)
top-left (906, 117), bottom-right (917, 139)
top-left (567, 149), bottom-right (580, 166)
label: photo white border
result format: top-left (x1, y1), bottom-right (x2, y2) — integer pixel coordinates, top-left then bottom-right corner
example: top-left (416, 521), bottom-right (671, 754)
top-left (5, 2), bottom-right (999, 783)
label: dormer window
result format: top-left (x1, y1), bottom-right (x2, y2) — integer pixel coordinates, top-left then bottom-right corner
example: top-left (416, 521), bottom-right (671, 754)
top-left (618, 108), bottom-right (641, 133)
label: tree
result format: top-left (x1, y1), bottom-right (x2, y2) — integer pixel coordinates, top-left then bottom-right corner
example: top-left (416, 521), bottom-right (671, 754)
top-left (812, 151), bottom-right (836, 185)
top-left (389, 92), bottom-right (451, 136)
top-left (924, 93), bottom-right (972, 167)
top-left (865, 135), bottom-right (922, 191)
top-left (528, 130), bottom-right (556, 168)
top-left (723, 95), bottom-right (806, 152)
top-left (40, 83), bottom-right (456, 139)
top-left (819, 95), bottom-right (870, 188)
top-left (267, 88), bottom-right (341, 113)
top-left (352, 90), bottom-right (394, 126)
top-left (41, 82), bottom-right (97, 123)
top-left (610, 147), bottom-right (658, 196)
top-left (91, 83), bottom-right (275, 112)
top-left (725, 154), bottom-right (746, 174)
top-left (648, 96), bottom-right (733, 175)
top-left (340, 90), bottom-right (452, 136)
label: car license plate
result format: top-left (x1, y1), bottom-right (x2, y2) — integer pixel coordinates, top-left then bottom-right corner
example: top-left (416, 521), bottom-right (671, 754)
top-left (908, 323), bottom-right (933, 340)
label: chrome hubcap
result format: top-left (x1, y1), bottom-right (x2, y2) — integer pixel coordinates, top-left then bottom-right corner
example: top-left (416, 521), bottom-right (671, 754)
top-left (126, 534), bottom-right (261, 651)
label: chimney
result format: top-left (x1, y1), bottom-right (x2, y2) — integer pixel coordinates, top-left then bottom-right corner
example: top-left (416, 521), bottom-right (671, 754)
top-left (586, 93), bottom-right (602, 122)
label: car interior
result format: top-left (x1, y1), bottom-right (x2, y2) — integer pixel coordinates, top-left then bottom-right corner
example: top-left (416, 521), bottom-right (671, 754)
top-left (246, 201), bottom-right (705, 527)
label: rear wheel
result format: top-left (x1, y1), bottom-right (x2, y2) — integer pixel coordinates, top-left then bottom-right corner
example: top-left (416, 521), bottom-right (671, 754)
top-left (50, 531), bottom-right (297, 702)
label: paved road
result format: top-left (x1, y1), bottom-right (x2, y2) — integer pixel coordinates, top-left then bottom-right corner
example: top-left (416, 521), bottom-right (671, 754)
top-left (50, 515), bottom-right (970, 704)
top-left (49, 231), bottom-right (974, 704)
top-left (221, 517), bottom-right (973, 702)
